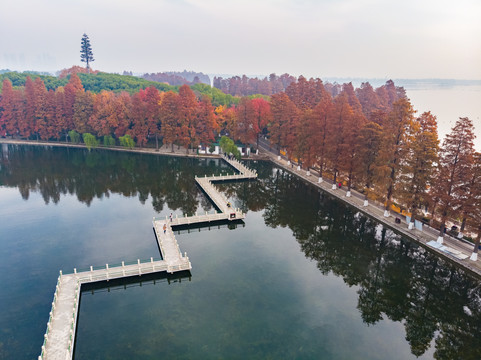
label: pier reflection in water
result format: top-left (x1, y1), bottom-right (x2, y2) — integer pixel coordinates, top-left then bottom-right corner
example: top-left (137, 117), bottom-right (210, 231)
top-left (0, 144), bottom-right (480, 359)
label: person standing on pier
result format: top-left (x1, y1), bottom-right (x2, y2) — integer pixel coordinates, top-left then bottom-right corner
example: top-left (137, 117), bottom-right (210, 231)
top-left (170, 213), bottom-right (173, 222)
top-left (163, 223), bottom-right (167, 234)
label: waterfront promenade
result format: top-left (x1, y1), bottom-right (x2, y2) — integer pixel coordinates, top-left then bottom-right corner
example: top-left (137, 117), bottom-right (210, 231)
top-left (258, 146), bottom-right (481, 279)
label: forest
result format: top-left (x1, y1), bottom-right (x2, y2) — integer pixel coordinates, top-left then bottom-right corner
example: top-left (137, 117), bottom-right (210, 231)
top-left (213, 73), bottom-right (297, 96)
top-left (0, 70), bottom-right (480, 246)
top-left (0, 69), bottom-right (236, 105)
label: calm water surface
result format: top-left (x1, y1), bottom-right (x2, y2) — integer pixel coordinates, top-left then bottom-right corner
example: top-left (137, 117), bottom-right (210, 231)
top-left (1, 145), bottom-right (481, 359)
top-left (406, 84), bottom-right (481, 150)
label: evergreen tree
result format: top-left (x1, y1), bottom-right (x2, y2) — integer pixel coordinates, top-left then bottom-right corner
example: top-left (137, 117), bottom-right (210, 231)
top-left (80, 33), bottom-right (95, 73)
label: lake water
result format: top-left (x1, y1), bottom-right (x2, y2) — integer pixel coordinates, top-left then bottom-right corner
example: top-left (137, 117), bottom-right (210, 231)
top-left (403, 83), bottom-right (481, 150)
top-left (1, 145), bottom-right (481, 359)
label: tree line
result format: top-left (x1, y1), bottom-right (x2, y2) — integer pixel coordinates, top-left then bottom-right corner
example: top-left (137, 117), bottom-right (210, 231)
top-left (263, 76), bottom-right (480, 250)
top-left (213, 73), bottom-right (297, 96)
top-left (143, 70), bottom-right (210, 86)
top-left (0, 72), bottom-right (479, 249)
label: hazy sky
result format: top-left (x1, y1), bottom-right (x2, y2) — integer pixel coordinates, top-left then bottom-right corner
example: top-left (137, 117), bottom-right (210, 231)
top-left (1, 0), bottom-right (480, 78)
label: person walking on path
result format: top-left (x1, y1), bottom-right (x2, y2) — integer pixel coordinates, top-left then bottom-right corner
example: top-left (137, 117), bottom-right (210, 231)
top-left (163, 223), bottom-right (167, 234)
top-left (170, 213), bottom-right (173, 222)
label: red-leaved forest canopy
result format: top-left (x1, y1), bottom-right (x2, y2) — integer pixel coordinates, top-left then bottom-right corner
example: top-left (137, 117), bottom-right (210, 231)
top-left (0, 72), bottom-right (480, 246)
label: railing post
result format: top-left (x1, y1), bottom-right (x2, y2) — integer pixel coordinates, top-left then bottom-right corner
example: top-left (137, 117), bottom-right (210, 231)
top-left (90, 265), bottom-right (93, 272)
top-left (74, 268), bottom-right (77, 274)
top-left (122, 261), bottom-right (125, 268)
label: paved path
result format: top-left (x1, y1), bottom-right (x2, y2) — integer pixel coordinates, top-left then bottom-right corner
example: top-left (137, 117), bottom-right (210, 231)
top-left (257, 143), bottom-right (481, 279)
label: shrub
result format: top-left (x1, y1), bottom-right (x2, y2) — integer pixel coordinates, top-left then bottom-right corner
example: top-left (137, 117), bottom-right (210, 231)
top-left (82, 133), bottom-right (98, 151)
top-left (68, 130), bottom-right (80, 144)
top-left (119, 134), bottom-right (135, 149)
top-left (103, 135), bottom-right (116, 147)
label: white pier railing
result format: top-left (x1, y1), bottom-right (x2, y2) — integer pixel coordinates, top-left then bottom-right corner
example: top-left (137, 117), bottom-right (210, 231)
top-left (40, 155), bottom-right (257, 360)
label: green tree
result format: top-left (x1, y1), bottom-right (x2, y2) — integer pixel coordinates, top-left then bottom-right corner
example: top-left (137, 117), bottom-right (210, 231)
top-left (68, 130), bottom-right (80, 144)
top-left (82, 132), bottom-right (98, 151)
top-left (119, 134), bottom-right (135, 149)
top-left (103, 135), bottom-right (116, 147)
top-left (80, 33), bottom-right (95, 73)
top-left (219, 136), bottom-right (241, 160)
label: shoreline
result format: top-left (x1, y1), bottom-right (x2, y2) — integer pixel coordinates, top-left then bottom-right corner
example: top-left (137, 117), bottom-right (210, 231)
top-left (2, 138), bottom-right (480, 279)
top-left (259, 150), bottom-right (481, 280)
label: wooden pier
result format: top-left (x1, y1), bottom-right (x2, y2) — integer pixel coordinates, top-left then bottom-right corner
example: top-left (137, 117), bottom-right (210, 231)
top-left (39, 155), bottom-right (257, 360)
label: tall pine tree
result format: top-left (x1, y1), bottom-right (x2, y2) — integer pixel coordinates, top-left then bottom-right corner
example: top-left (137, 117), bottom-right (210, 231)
top-left (80, 33), bottom-right (95, 73)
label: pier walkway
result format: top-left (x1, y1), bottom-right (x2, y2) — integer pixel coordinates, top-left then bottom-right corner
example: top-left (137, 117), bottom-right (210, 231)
top-left (40, 155), bottom-right (257, 360)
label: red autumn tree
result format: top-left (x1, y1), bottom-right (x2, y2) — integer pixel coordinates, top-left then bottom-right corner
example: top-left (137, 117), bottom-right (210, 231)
top-left (39, 89), bottom-right (57, 140)
top-left (250, 97), bottom-right (272, 149)
top-left (294, 109), bottom-right (319, 169)
top-left (73, 91), bottom-right (94, 134)
top-left (285, 76), bottom-right (325, 111)
top-left (177, 85), bottom-right (198, 152)
top-left (160, 91), bottom-right (180, 152)
top-left (341, 82), bottom-right (363, 115)
top-left (143, 86), bottom-right (162, 150)
top-left (269, 92), bottom-right (298, 156)
top-left (129, 91), bottom-right (149, 146)
top-left (32, 77), bottom-right (48, 140)
top-left (0, 79), bottom-right (21, 137)
top-left (21, 76), bottom-right (36, 138)
top-left (90, 90), bottom-right (115, 137)
top-left (467, 152), bottom-right (481, 259)
top-left (113, 92), bottom-right (132, 138)
top-left (339, 110), bottom-right (366, 194)
top-left (356, 121), bottom-right (383, 203)
top-left (375, 97), bottom-right (416, 215)
top-left (325, 93), bottom-right (353, 186)
top-left (430, 117), bottom-right (475, 241)
top-left (54, 87), bottom-right (67, 141)
top-left (195, 96), bottom-right (216, 148)
top-left (397, 111), bottom-right (439, 228)
top-left (312, 96), bottom-right (333, 178)
top-left (458, 150), bottom-right (481, 237)
top-left (232, 97), bottom-right (257, 146)
top-left (64, 74), bottom-right (84, 139)
top-left (356, 82), bottom-right (382, 121)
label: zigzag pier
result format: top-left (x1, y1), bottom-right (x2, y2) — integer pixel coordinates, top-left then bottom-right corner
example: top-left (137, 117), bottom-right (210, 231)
top-left (39, 155), bottom-right (257, 360)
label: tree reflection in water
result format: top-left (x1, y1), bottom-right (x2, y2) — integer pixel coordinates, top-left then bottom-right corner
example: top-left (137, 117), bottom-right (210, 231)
top-left (224, 166), bottom-right (481, 359)
top-left (1, 144), bottom-right (480, 359)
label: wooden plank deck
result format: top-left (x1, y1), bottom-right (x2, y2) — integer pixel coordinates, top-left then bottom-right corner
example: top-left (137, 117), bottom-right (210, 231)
top-left (39, 155), bottom-right (257, 360)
